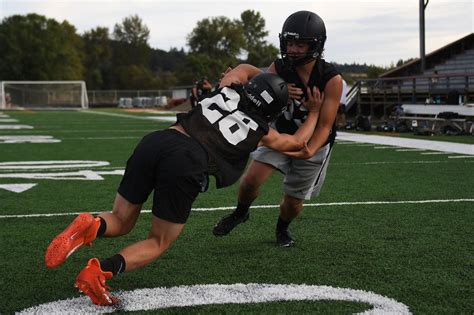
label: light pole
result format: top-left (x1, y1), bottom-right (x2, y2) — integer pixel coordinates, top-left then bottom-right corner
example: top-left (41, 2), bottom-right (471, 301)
top-left (419, 0), bottom-right (430, 73)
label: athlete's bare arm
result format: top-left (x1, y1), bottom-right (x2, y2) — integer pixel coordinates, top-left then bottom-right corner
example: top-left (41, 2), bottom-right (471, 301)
top-left (219, 64), bottom-right (263, 88)
top-left (284, 75), bottom-right (343, 159)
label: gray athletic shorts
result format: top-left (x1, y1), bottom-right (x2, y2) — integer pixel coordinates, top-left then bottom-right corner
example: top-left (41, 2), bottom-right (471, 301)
top-left (250, 142), bottom-right (333, 200)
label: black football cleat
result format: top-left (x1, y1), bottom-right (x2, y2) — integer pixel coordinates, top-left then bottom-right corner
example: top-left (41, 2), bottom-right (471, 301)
top-left (213, 212), bottom-right (249, 236)
top-left (276, 229), bottom-right (295, 247)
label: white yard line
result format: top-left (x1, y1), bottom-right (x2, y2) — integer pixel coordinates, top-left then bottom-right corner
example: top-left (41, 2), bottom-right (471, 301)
top-left (448, 155), bottom-right (474, 159)
top-left (83, 110), bottom-right (177, 122)
top-left (420, 152), bottom-right (451, 155)
top-left (337, 132), bottom-right (474, 155)
top-left (1, 198), bottom-right (472, 219)
top-left (395, 148), bottom-right (426, 152)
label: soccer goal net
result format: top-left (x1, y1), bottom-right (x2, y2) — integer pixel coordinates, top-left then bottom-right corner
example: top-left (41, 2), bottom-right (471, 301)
top-left (0, 81), bottom-right (88, 109)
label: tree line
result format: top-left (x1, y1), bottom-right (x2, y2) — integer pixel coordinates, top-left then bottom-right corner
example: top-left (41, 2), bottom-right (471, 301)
top-left (0, 11), bottom-right (387, 90)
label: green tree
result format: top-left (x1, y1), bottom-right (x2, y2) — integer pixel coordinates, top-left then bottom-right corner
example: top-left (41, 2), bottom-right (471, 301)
top-left (238, 10), bottom-right (278, 67)
top-left (246, 44), bottom-right (279, 68)
top-left (366, 65), bottom-right (386, 78)
top-left (82, 27), bottom-right (111, 89)
top-left (149, 47), bottom-right (187, 88)
top-left (239, 10), bottom-right (268, 50)
top-left (112, 15), bottom-right (151, 67)
top-left (114, 65), bottom-right (160, 89)
top-left (187, 16), bottom-right (244, 66)
top-left (113, 14), bottom-right (150, 45)
top-left (183, 52), bottom-right (229, 84)
top-left (0, 14), bottom-right (84, 80)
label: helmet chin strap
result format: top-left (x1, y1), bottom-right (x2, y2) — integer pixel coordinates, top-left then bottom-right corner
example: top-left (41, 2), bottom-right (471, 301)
top-left (283, 52), bottom-right (320, 68)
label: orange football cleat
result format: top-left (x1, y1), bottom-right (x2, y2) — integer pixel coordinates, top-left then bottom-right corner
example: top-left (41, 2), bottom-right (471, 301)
top-left (45, 213), bottom-right (100, 269)
top-left (75, 258), bottom-right (118, 306)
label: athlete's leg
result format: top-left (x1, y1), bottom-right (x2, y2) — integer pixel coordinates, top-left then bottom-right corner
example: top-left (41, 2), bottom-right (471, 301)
top-left (75, 215), bottom-right (185, 305)
top-left (97, 192), bottom-right (143, 237)
top-left (45, 193), bottom-right (142, 269)
top-left (276, 143), bottom-right (333, 247)
top-left (118, 216), bottom-right (184, 271)
top-left (279, 193), bottom-right (304, 222)
top-left (213, 160), bottom-right (274, 236)
top-left (238, 160), bottom-right (275, 205)
top-left (275, 194), bottom-right (304, 247)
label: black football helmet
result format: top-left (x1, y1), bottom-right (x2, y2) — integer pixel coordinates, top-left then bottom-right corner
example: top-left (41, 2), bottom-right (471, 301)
top-left (244, 73), bottom-right (289, 122)
top-left (279, 10), bottom-right (326, 67)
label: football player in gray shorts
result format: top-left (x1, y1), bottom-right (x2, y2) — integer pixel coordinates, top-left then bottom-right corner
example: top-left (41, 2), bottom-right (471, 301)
top-left (252, 142), bottom-right (332, 201)
top-left (213, 10), bottom-right (343, 247)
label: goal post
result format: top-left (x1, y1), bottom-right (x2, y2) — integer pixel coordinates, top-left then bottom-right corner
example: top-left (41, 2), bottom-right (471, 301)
top-left (0, 81), bottom-right (88, 110)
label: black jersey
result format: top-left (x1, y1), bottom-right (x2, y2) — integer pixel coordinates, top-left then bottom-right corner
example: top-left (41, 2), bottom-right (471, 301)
top-left (177, 84), bottom-right (269, 188)
top-left (273, 58), bottom-right (340, 145)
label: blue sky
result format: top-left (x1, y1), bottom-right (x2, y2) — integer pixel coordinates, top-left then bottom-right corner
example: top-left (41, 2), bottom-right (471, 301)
top-left (1, 0), bottom-right (472, 66)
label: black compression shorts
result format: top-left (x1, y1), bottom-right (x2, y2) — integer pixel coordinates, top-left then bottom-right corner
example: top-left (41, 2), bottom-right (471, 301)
top-left (118, 129), bottom-right (208, 224)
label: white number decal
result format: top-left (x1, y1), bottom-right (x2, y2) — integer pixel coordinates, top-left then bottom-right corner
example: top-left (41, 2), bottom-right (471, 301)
top-left (200, 87), bottom-right (258, 145)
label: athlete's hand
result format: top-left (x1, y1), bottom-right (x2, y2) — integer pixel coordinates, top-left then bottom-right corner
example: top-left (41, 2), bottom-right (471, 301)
top-left (288, 83), bottom-right (304, 100)
top-left (302, 86), bottom-right (323, 113)
top-left (283, 142), bottom-right (312, 159)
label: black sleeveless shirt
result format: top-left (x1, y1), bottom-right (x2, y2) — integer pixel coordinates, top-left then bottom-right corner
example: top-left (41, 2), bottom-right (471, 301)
top-left (177, 84), bottom-right (269, 188)
top-left (273, 58), bottom-right (340, 145)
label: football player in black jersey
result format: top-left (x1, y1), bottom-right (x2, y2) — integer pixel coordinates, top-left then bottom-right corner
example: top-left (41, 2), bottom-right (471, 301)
top-left (44, 63), bottom-right (323, 306)
top-left (190, 76), bottom-right (213, 108)
top-left (213, 11), bottom-right (343, 247)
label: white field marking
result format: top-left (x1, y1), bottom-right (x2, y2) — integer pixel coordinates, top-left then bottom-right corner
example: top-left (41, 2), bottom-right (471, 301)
top-left (82, 110), bottom-right (177, 122)
top-left (146, 116), bottom-right (177, 122)
top-left (0, 159), bottom-right (463, 174)
top-left (0, 124), bottom-right (33, 129)
top-left (374, 146), bottom-right (400, 149)
top-left (22, 129), bottom-right (154, 133)
top-left (0, 167), bottom-right (122, 173)
top-left (338, 131), bottom-right (474, 155)
top-left (420, 152), bottom-right (451, 155)
top-left (1, 198), bottom-right (473, 219)
top-left (67, 136), bottom-right (140, 140)
top-left (0, 183), bottom-right (36, 193)
top-left (332, 160), bottom-right (452, 165)
top-left (18, 283), bottom-right (411, 314)
top-left (448, 155), bottom-right (474, 159)
top-left (0, 160), bottom-right (109, 170)
top-left (0, 135), bottom-right (60, 143)
top-left (0, 118), bottom-right (18, 122)
top-left (0, 169), bottom-right (123, 180)
top-left (343, 143), bottom-right (376, 147)
top-left (395, 148), bottom-right (426, 152)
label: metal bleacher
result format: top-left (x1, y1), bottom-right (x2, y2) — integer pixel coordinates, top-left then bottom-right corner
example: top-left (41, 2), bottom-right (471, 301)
top-left (345, 33), bottom-right (474, 120)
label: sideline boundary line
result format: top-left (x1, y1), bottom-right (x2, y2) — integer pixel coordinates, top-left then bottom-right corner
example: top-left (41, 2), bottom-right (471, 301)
top-left (337, 132), bottom-right (474, 155)
top-left (1, 198), bottom-right (473, 219)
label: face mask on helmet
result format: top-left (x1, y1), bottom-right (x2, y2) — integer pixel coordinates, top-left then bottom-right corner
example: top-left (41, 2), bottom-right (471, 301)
top-left (279, 11), bottom-right (327, 67)
top-left (244, 73), bottom-right (289, 122)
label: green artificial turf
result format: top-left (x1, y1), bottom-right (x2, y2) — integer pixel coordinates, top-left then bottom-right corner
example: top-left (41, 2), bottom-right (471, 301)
top-left (0, 109), bottom-right (472, 314)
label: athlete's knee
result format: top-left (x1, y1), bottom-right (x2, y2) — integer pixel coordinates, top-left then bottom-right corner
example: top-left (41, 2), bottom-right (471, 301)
top-left (240, 162), bottom-right (273, 189)
top-left (116, 216), bottom-right (136, 235)
top-left (240, 174), bottom-right (261, 193)
top-left (281, 195), bottom-right (303, 216)
top-left (97, 213), bottom-right (128, 236)
top-left (149, 217), bottom-right (184, 254)
top-left (108, 195), bottom-right (142, 235)
top-left (148, 232), bottom-right (176, 254)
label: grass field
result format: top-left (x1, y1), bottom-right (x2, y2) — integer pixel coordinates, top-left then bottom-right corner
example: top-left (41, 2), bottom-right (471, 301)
top-left (0, 109), bottom-right (473, 314)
